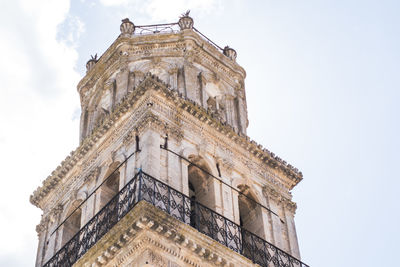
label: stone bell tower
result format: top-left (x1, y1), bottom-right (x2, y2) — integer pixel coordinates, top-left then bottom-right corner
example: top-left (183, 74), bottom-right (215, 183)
top-left (31, 13), bottom-right (308, 267)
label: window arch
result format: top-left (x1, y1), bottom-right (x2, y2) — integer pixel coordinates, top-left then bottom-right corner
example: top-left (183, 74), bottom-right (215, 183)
top-left (187, 156), bottom-right (215, 208)
top-left (187, 155), bottom-right (219, 235)
top-left (61, 205), bottom-right (82, 246)
top-left (238, 185), bottom-right (265, 238)
top-left (98, 162), bottom-right (120, 209)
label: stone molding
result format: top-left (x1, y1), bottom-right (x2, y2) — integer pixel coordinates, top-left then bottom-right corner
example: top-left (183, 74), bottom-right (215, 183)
top-left (73, 201), bottom-right (255, 267)
top-left (36, 216), bottom-right (49, 236)
top-left (262, 185), bottom-right (297, 214)
top-left (31, 74), bottom-right (302, 209)
top-left (77, 29), bottom-right (246, 97)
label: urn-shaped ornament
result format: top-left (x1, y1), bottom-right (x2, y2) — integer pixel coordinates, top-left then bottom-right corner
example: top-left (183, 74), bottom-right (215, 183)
top-left (178, 10), bottom-right (194, 30)
top-left (223, 46), bottom-right (237, 61)
top-left (120, 18), bottom-right (135, 37)
top-left (86, 54), bottom-right (98, 73)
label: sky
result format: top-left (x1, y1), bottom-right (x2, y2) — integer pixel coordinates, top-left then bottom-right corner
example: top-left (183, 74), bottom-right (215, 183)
top-left (0, 0), bottom-right (399, 266)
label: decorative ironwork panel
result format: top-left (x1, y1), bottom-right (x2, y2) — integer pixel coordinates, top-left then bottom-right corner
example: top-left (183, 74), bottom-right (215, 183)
top-left (134, 23), bottom-right (180, 35)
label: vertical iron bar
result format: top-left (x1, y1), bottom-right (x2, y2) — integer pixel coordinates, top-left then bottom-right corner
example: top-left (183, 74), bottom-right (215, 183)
top-left (195, 202), bottom-right (200, 232)
top-left (167, 186), bottom-right (171, 215)
top-left (250, 232), bottom-right (255, 264)
top-left (225, 218), bottom-right (228, 247)
top-left (153, 176), bottom-right (156, 205)
top-left (211, 211), bottom-right (215, 240)
top-left (138, 170), bottom-right (142, 201)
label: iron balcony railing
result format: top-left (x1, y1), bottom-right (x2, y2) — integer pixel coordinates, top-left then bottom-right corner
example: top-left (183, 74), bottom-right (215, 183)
top-left (131, 22), bottom-right (224, 52)
top-left (43, 171), bottom-right (309, 267)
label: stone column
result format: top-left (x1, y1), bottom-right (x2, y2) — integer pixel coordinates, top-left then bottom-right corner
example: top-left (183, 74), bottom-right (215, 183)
top-left (166, 137), bottom-right (182, 191)
top-left (103, 81), bottom-right (114, 112)
top-left (118, 163), bottom-right (126, 191)
top-left (43, 206), bottom-right (63, 263)
top-left (84, 188), bottom-right (96, 224)
top-left (115, 68), bottom-right (129, 104)
top-left (123, 133), bottom-right (137, 185)
top-left (219, 162), bottom-right (235, 221)
top-left (224, 94), bottom-right (236, 129)
top-left (127, 71), bottom-right (135, 93)
top-left (284, 200), bottom-right (301, 258)
top-left (180, 159), bottom-right (190, 196)
top-left (140, 129), bottom-right (161, 178)
top-left (236, 89), bottom-right (248, 134)
top-left (269, 197), bottom-right (284, 250)
top-left (35, 217), bottom-right (49, 267)
top-left (231, 187), bottom-right (240, 225)
top-left (183, 64), bottom-right (202, 105)
top-left (177, 67), bottom-right (186, 97)
top-left (168, 68), bottom-right (179, 90)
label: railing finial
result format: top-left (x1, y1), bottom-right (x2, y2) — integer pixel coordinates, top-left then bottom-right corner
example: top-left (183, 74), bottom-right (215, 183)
top-left (178, 10), bottom-right (194, 30)
top-left (120, 18), bottom-right (135, 37)
top-left (223, 46), bottom-right (237, 61)
top-left (86, 53), bottom-right (98, 73)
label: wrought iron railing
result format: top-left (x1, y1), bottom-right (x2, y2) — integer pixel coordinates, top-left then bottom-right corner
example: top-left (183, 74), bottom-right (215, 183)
top-left (134, 23), bottom-right (180, 35)
top-left (130, 22), bottom-right (224, 52)
top-left (43, 171), bottom-right (309, 267)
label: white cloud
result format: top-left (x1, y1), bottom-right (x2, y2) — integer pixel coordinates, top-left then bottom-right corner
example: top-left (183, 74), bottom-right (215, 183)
top-left (0, 0), bottom-right (82, 264)
top-left (58, 15), bottom-right (86, 48)
top-left (145, 0), bottom-right (219, 21)
top-left (100, 0), bottom-right (130, 6)
top-left (98, 0), bottom-right (220, 22)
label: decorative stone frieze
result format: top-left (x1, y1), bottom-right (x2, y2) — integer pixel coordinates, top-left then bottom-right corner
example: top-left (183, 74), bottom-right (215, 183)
top-left (84, 166), bottom-right (101, 182)
top-left (32, 16), bottom-right (307, 267)
top-left (31, 73), bottom-right (303, 209)
top-left (285, 199), bottom-right (297, 214)
top-left (36, 216), bottom-right (49, 236)
top-left (73, 201), bottom-right (255, 267)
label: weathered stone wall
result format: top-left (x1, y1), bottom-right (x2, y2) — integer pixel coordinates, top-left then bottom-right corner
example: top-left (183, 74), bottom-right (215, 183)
top-left (78, 28), bottom-right (247, 142)
top-left (32, 17), bottom-right (303, 266)
top-left (33, 81), bottom-right (301, 266)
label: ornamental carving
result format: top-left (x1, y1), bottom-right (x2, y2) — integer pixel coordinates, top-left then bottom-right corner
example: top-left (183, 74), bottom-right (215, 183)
top-left (31, 74), bottom-right (302, 210)
top-left (36, 216), bottom-right (49, 235)
top-left (120, 18), bottom-right (135, 37)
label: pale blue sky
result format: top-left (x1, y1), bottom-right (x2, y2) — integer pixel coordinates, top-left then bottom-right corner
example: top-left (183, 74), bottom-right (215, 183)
top-left (0, 0), bottom-right (399, 266)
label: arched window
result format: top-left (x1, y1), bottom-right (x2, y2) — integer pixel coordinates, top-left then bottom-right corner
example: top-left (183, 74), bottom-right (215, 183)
top-left (187, 156), bottom-right (214, 208)
top-left (238, 186), bottom-right (265, 238)
top-left (99, 164), bottom-right (120, 209)
top-left (61, 207), bottom-right (82, 246)
top-left (187, 156), bottom-right (217, 237)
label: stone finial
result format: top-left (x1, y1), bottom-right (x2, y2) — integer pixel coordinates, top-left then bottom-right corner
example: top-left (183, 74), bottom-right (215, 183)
top-left (178, 10), bottom-right (193, 30)
top-left (223, 46), bottom-right (237, 61)
top-left (86, 54), bottom-right (98, 73)
top-left (120, 18), bottom-right (135, 37)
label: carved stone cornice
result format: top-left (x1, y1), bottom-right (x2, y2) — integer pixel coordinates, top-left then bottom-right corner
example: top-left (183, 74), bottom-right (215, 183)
top-left (35, 216), bottom-right (49, 236)
top-left (84, 166), bottom-right (101, 183)
top-left (284, 199), bottom-right (297, 214)
top-left (77, 29), bottom-right (246, 97)
top-left (73, 201), bottom-right (253, 267)
top-left (262, 185), bottom-right (297, 214)
top-left (262, 185), bottom-right (281, 201)
top-left (31, 74), bottom-right (302, 209)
